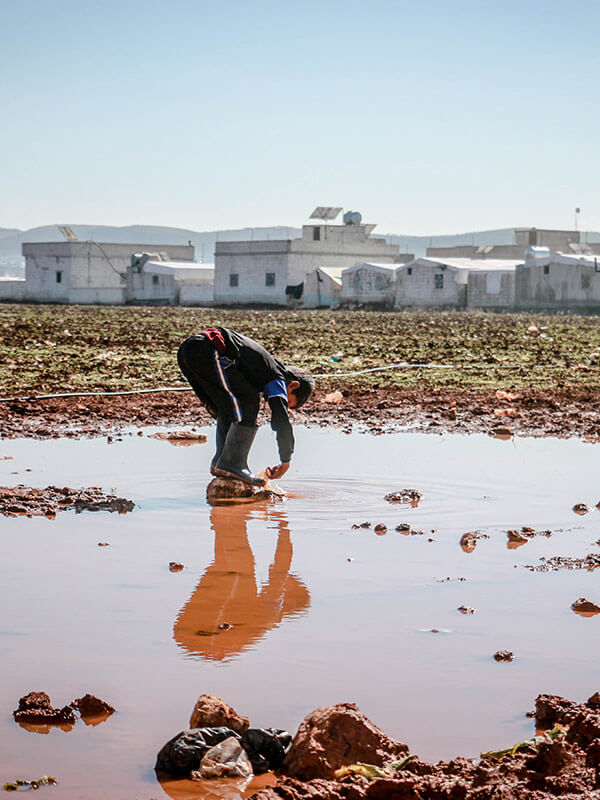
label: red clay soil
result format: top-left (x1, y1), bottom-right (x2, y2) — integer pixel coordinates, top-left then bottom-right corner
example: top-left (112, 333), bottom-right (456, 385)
top-left (2, 386), bottom-right (600, 441)
top-left (250, 694), bottom-right (600, 800)
top-left (0, 485), bottom-right (135, 517)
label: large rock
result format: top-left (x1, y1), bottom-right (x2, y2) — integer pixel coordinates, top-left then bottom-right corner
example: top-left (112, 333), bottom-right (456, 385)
top-left (206, 477), bottom-right (280, 505)
top-left (189, 694), bottom-right (249, 734)
top-left (281, 703), bottom-right (409, 781)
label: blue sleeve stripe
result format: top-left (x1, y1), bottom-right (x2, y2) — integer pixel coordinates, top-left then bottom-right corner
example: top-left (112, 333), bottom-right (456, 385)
top-left (263, 378), bottom-right (288, 401)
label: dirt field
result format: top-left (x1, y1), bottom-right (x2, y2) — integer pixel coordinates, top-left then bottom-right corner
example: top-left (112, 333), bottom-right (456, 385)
top-left (2, 304), bottom-right (600, 440)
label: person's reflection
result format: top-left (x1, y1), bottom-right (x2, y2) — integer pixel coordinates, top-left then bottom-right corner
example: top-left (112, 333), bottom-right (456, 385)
top-left (173, 504), bottom-right (310, 661)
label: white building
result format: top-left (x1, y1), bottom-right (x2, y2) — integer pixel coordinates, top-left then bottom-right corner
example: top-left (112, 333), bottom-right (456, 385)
top-left (214, 210), bottom-right (402, 306)
top-left (0, 241), bottom-right (196, 304)
top-left (303, 266), bottom-right (344, 308)
top-left (341, 262), bottom-right (400, 307)
top-left (127, 257), bottom-right (214, 305)
top-left (516, 248), bottom-right (600, 311)
top-left (395, 257), bottom-right (521, 309)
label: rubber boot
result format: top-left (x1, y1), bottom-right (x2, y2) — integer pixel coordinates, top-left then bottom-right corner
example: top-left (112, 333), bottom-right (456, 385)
top-left (214, 424), bottom-right (265, 486)
top-left (210, 418), bottom-right (230, 476)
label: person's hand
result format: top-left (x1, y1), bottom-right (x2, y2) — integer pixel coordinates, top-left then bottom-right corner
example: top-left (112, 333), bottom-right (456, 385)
top-left (266, 462), bottom-right (290, 480)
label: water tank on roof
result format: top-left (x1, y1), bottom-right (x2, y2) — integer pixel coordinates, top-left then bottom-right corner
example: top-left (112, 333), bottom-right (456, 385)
top-left (343, 210), bottom-right (362, 226)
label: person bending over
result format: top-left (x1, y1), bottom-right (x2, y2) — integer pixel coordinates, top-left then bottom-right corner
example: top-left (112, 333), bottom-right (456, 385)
top-left (177, 327), bottom-right (314, 486)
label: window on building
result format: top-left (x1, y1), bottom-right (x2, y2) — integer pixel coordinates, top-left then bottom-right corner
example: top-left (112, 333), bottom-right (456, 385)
top-left (230, 273), bottom-right (239, 288)
top-left (265, 272), bottom-right (275, 287)
top-left (313, 226), bottom-right (321, 241)
top-left (152, 275), bottom-right (159, 285)
top-left (407, 267), bottom-right (413, 276)
top-left (543, 264), bottom-right (550, 275)
top-left (581, 272), bottom-right (591, 290)
top-left (56, 270), bottom-right (62, 284)
top-left (434, 273), bottom-right (444, 289)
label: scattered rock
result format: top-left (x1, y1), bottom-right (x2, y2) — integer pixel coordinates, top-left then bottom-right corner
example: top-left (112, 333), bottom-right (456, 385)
top-left (281, 702), bottom-right (408, 781)
top-left (384, 489), bottom-right (422, 506)
top-left (374, 524), bottom-right (387, 535)
top-left (206, 476), bottom-right (284, 505)
top-left (573, 503), bottom-right (590, 515)
top-left (494, 650), bottom-right (514, 662)
top-left (571, 597), bottom-right (600, 616)
top-left (436, 576), bottom-right (466, 583)
top-left (460, 531), bottom-right (489, 552)
top-left (13, 692), bottom-right (76, 726)
top-left (395, 523), bottom-right (410, 533)
top-left (193, 735), bottom-right (253, 779)
top-left (169, 561), bottom-right (184, 572)
top-left (189, 695), bottom-right (249, 734)
top-left (0, 485), bottom-right (134, 517)
top-left (323, 391), bottom-right (343, 404)
top-left (525, 554), bottom-right (600, 572)
top-left (72, 694), bottom-right (115, 718)
top-left (507, 529), bottom-right (529, 545)
top-left (97, 542), bottom-right (110, 547)
top-left (151, 430), bottom-right (207, 446)
top-left (351, 522), bottom-right (371, 529)
top-left (457, 605), bottom-right (475, 614)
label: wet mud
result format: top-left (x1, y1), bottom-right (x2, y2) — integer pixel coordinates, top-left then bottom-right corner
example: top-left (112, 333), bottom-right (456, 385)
top-left (249, 693), bottom-right (600, 800)
top-left (5, 386), bottom-right (600, 443)
top-left (0, 485), bottom-right (135, 517)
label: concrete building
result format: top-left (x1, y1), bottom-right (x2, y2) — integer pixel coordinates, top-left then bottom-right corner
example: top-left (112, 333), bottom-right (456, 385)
top-left (515, 248), bottom-right (600, 311)
top-left (341, 262), bottom-right (401, 307)
top-left (303, 266), bottom-right (344, 308)
top-left (127, 256), bottom-right (214, 305)
top-left (395, 257), bottom-right (521, 309)
top-left (426, 228), bottom-right (592, 261)
top-left (0, 241), bottom-right (196, 304)
top-left (214, 212), bottom-right (403, 306)
top-left (467, 264), bottom-right (518, 309)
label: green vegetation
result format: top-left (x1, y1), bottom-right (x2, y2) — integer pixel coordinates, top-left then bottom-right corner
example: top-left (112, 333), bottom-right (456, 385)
top-left (1, 305), bottom-right (600, 396)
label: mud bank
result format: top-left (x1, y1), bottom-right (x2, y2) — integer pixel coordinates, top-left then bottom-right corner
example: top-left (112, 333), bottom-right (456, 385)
top-left (3, 386), bottom-right (600, 441)
top-left (250, 693), bottom-right (600, 800)
top-left (0, 485), bottom-right (135, 517)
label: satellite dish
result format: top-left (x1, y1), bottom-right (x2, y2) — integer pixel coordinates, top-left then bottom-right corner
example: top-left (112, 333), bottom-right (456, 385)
top-left (343, 211), bottom-right (362, 226)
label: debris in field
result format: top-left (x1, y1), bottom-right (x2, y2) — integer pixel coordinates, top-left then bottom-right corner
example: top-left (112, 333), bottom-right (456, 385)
top-left (97, 542), bottom-right (109, 547)
top-left (507, 529), bottom-right (529, 545)
top-left (323, 391), bottom-right (343, 404)
top-left (490, 425), bottom-right (513, 438)
top-left (571, 597), bottom-right (600, 616)
top-left (3, 776), bottom-right (56, 792)
top-left (384, 489), bottom-right (422, 506)
top-left (156, 728), bottom-right (243, 776)
top-left (374, 523), bottom-right (387, 535)
top-left (193, 736), bottom-right (253, 779)
top-left (457, 605), bottom-right (475, 614)
top-left (0, 486), bottom-right (134, 518)
top-left (460, 530), bottom-right (489, 552)
top-left (494, 650), bottom-right (514, 662)
top-left (241, 728), bottom-right (292, 774)
top-left (436, 576), bottom-right (466, 583)
top-left (351, 521), bottom-right (371, 529)
top-left (481, 724), bottom-right (563, 760)
top-left (150, 430), bottom-right (207, 446)
top-left (218, 622), bottom-right (233, 630)
top-left (169, 562), bottom-right (184, 572)
top-left (573, 503), bottom-right (590, 515)
top-left (395, 523), bottom-right (410, 533)
top-left (334, 754), bottom-right (418, 780)
top-left (525, 554), bottom-right (600, 572)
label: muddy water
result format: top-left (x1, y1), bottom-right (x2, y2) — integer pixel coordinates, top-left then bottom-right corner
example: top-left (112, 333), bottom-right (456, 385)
top-left (1, 427), bottom-right (600, 799)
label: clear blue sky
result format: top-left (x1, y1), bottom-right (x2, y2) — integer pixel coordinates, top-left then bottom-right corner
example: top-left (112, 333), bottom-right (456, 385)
top-left (2, 0), bottom-right (599, 235)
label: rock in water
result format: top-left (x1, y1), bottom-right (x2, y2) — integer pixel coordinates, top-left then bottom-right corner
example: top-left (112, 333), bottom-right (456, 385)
top-left (281, 702), bottom-right (408, 780)
top-left (193, 736), bottom-right (253, 779)
top-left (13, 691), bottom-right (76, 725)
top-left (206, 477), bottom-right (284, 505)
top-left (189, 694), bottom-right (250, 734)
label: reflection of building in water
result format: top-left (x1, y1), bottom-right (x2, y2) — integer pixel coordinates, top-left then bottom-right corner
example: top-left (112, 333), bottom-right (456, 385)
top-left (173, 505), bottom-right (310, 661)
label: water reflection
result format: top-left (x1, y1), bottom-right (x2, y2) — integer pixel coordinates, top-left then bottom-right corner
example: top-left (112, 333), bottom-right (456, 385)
top-left (173, 505), bottom-right (310, 661)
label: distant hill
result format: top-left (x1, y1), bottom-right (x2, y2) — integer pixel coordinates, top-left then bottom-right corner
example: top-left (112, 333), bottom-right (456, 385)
top-left (2, 223), bottom-right (599, 277)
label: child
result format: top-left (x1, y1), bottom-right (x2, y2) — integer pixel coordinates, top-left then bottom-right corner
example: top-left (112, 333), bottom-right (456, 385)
top-left (177, 327), bottom-right (314, 485)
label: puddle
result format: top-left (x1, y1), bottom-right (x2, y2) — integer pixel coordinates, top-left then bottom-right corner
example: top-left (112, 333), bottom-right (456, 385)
top-left (1, 427), bottom-right (600, 798)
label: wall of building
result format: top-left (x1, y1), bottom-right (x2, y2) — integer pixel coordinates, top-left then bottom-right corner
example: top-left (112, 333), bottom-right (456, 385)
top-left (341, 267), bottom-right (397, 305)
top-left (0, 279), bottom-right (26, 302)
top-left (127, 271), bottom-right (176, 304)
top-left (467, 271), bottom-right (516, 309)
top-left (22, 242), bottom-right (194, 304)
top-left (179, 282), bottom-right (214, 305)
top-left (427, 244), bottom-right (525, 260)
top-left (515, 262), bottom-right (600, 310)
top-left (395, 263), bottom-right (468, 308)
top-left (514, 229), bottom-right (580, 249)
top-left (303, 271), bottom-right (341, 308)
